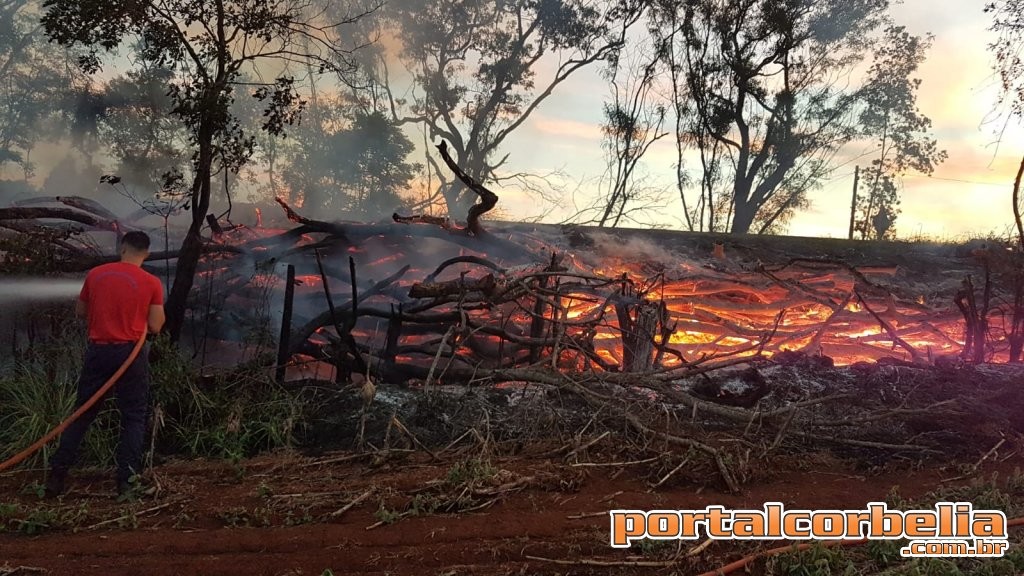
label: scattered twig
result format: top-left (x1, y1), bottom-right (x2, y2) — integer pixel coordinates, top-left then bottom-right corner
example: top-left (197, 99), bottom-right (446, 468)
top-left (975, 437), bottom-right (1007, 469)
top-left (270, 491), bottom-right (352, 500)
top-left (687, 538), bottom-right (714, 558)
top-left (86, 501), bottom-right (179, 530)
top-left (0, 566), bottom-right (47, 576)
top-left (442, 428), bottom-right (477, 453)
top-left (391, 416), bottom-right (440, 461)
top-left (792, 432), bottom-right (936, 453)
top-left (651, 455), bottom-right (692, 489)
top-left (694, 539), bottom-right (868, 576)
top-left (524, 555), bottom-right (674, 568)
top-left (567, 511), bottom-right (609, 519)
top-left (570, 457), bottom-right (658, 468)
top-left (300, 450), bottom-right (416, 468)
top-left (764, 407), bottom-right (799, 456)
top-left (563, 431), bottom-right (611, 462)
top-left (942, 437), bottom-right (1008, 483)
top-left (329, 488), bottom-right (376, 519)
top-left (425, 326), bottom-right (457, 390)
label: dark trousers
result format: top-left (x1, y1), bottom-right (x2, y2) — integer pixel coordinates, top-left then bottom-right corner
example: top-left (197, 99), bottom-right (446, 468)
top-left (49, 342), bottom-right (150, 484)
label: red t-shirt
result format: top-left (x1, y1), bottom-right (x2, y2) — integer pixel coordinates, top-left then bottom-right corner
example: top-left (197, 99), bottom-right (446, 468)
top-left (79, 262), bottom-right (164, 342)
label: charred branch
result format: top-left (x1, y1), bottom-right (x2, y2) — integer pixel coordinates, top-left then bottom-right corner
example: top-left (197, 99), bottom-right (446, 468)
top-left (392, 140), bottom-right (500, 238)
top-left (955, 275), bottom-right (991, 364)
top-left (409, 274), bottom-right (498, 299)
top-left (854, 290), bottom-right (922, 363)
top-left (289, 265), bottom-right (412, 356)
top-left (434, 140), bottom-right (499, 237)
top-left (0, 206), bottom-right (119, 231)
top-left (313, 247), bottom-right (366, 381)
top-left (273, 196), bottom-right (532, 260)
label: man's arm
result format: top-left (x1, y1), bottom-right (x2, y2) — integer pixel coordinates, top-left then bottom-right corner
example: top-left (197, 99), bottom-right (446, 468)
top-left (75, 299), bottom-right (87, 319)
top-left (147, 275), bottom-right (166, 335)
top-left (148, 305), bottom-right (165, 334)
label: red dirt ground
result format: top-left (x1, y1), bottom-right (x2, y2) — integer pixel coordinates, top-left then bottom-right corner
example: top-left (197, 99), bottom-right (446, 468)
top-left (2, 449), bottom-right (1024, 576)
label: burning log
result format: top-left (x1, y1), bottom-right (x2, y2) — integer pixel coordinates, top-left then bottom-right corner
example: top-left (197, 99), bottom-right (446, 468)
top-left (616, 299), bottom-right (661, 372)
top-left (955, 275), bottom-right (991, 364)
top-left (409, 274), bottom-right (498, 299)
top-left (854, 290), bottom-right (923, 364)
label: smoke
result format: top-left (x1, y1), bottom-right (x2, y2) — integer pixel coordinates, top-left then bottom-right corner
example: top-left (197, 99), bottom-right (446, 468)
top-left (588, 233), bottom-right (686, 269)
top-left (0, 278), bottom-right (84, 305)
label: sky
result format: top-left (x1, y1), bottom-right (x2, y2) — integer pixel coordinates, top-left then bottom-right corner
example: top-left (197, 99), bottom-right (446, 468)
top-left (492, 0), bottom-right (1024, 240)
top-left (13, 0), bottom-right (1019, 240)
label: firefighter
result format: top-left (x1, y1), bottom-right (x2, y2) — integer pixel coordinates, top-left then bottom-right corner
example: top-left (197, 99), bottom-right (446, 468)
top-left (45, 231), bottom-right (165, 498)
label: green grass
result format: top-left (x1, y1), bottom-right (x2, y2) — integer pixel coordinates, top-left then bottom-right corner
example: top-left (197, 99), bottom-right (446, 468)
top-left (0, 331), bottom-right (307, 480)
top-left (0, 330), bottom-right (118, 468)
top-left (0, 500), bottom-right (91, 535)
top-left (150, 335), bottom-right (303, 460)
top-left (445, 458), bottom-right (497, 487)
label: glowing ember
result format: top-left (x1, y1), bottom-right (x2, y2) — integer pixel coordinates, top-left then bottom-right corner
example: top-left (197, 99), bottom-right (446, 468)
top-left (191, 220), bottom-right (1009, 373)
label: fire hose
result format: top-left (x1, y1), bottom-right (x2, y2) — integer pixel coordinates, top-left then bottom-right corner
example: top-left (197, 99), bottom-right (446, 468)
top-left (0, 332), bottom-right (147, 474)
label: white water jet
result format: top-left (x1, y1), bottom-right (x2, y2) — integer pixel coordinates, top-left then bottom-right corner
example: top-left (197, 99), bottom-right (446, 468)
top-left (0, 277), bottom-right (85, 305)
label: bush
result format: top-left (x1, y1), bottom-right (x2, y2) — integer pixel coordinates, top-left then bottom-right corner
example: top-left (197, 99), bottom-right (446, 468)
top-left (149, 335), bottom-right (304, 460)
top-left (0, 331), bottom-right (118, 468)
top-left (0, 332), bottom-right (306, 475)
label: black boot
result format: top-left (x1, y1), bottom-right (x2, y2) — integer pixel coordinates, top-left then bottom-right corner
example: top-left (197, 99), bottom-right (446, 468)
top-left (44, 469), bottom-right (67, 499)
top-left (116, 480), bottom-right (132, 499)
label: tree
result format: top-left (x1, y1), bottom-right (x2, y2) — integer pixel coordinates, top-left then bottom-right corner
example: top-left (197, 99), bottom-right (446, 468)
top-left (92, 66), bottom-right (189, 192)
top-left (677, 0), bottom-right (891, 234)
top-left (0, 0), bottom-right (81, 180)
top-left (649, 0), bottom-right (696, 230)
top-left (854, 26), bottom-right (945, 240)
top-left (344, 0), bottom-right (644, 219)
top-left (987, 0), bottom-right (1024, 362)
top-left (281, 105), bottom-right (419, 220)
top-left (43, 0), bottom-right (374, 341)
top-left (988, 0), bottom-right (1024, 247)
top-left (592, 31), bottom-right (668, 228)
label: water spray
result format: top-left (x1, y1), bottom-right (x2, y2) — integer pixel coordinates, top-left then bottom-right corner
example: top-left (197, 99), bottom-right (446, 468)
top-left (0, 277), bottom-right (85, 305)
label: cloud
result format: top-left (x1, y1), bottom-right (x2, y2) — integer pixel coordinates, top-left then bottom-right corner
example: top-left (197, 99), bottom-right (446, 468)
top-left (527, 112), bottom-right (603, 143)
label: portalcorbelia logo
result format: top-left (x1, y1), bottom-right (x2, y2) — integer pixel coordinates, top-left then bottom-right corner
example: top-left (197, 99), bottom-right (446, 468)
top-left (610, 502), bottom-right (1009, 558)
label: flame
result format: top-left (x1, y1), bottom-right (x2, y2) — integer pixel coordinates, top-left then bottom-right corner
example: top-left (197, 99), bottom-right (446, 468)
top-left (207, 224), bottom-right (1010, 372)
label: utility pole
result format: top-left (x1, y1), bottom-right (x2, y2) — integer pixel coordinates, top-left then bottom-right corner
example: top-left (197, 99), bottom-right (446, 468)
top-left (848, 166), bottom-right (860, 240)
